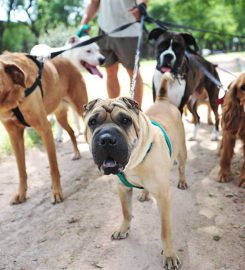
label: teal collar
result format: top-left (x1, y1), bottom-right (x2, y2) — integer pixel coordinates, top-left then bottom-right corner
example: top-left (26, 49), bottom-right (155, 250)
top-left (150, 120), bottom-right (172, 156)
top-left (116, 120), bottom-right (172, 189)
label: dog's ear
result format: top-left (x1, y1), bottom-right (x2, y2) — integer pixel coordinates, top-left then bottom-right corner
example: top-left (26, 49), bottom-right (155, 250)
top-left (4, 63), bottom-right (26, 88)
top-left (66, 36), bottom-right (80, 45)
top-left (119, 97), bottom-right (140, 114)
top-left (83, 98), bottom-right (101, 117)
top-left (148, 28), bottom-right (167, 41)
top-left (180, 33), bottom-right (199, 52)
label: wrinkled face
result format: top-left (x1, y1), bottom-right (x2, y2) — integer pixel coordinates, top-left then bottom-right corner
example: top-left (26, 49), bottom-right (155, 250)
top-left (84, 98), bottom-right (140, 175)
top-left (155, 33), bottom-right (186, 74)
top-left (233, 72), bottom-right (245, 112)
top-left (64, 35), bottom-right (105, 78)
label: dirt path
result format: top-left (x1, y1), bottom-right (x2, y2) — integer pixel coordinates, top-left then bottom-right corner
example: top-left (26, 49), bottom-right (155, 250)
top-left (0, 67), bottom-right (244, 270)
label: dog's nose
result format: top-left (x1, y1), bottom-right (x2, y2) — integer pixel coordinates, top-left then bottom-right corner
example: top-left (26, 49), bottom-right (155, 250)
top-left (164, 53), bottom-right (174, 61)
top-left (99, 58), bottom-right (105, 65)
top-left (99, 133), bottom-right (117, 146)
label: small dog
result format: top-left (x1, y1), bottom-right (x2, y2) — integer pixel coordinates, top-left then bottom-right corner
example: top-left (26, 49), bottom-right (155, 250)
top-left (149, 28), bottom-right (220, 140)
top-left (0, 52), bottom-right (88, 204)
top-left (83, 74), bottom-right (188, 269)
top-left (218, 72), bottom-right (245, 187)
top-left (31, 35), bottom-right (105, 141)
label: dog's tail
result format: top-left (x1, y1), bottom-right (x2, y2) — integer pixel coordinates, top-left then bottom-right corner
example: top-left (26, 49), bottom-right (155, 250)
top-left (156, 72), bottom-right (173, 101)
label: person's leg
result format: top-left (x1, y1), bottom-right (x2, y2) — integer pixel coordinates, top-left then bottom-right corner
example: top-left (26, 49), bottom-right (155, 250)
top-left (126, 69), bottom-right (143, 107)
top-left (106, 63), bottom-right (120, 99)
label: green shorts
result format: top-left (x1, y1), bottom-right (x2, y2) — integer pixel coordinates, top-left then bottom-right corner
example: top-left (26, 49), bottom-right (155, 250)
top-left (98, 29), bottom-right (138, 69)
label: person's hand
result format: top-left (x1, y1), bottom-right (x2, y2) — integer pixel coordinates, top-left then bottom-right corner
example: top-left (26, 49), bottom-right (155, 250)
top-left (129, 3), bottom-right (147, 21)
top-left (76, 24), bottom-right (90, 37)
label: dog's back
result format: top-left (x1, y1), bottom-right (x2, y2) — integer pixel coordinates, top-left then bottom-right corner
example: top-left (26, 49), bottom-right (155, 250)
top-left (146, 73), bottom-right (186, 161)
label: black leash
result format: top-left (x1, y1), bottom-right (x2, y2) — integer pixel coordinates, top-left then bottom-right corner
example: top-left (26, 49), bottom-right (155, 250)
top-left (185, 51), bottom-right (224, 89)
top-left (50, 22), bottom-right (138, 58)
top-left (154, 20), bottom-right (245, 39)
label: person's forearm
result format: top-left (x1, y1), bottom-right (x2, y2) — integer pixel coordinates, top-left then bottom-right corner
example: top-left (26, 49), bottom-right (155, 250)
top-left (80, 0), bottom-right (100, 25)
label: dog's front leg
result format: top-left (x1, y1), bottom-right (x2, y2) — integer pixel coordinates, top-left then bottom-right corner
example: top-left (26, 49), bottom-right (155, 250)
top-left (156, 190), bottom-right (180, 270)
top-left (218, 133), bottom-right (236, 183)
top-left (112, 184), bottom-right (133, 240)
top-left (36, 120), bottom-right (63, 203)
top-left (4, 123), bottom-right (27, 204)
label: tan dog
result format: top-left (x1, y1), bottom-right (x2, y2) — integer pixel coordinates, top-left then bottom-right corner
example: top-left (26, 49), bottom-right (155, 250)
top-left (83, 75), bottom-right (187, 269)
top-left (0, 52), bottom-right (88, 204)
top-left (218, 72), bottom-right (245, 187)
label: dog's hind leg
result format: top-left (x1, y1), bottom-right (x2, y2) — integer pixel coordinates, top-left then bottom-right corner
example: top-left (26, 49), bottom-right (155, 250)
top-left (206, 80), bottom-right (220, 141)
top-left (112, 185), bottom-right (133, 240)
top-left (4, 123), bottom-right (27, 204)
top-left (67, 75), bottom-right (88, 118)
top-left (187, 98), bottom-right (200, 141)
top-left (177, 145), bottom-right (188, 190)
top-left (54, 106), bottom-right (81, 160)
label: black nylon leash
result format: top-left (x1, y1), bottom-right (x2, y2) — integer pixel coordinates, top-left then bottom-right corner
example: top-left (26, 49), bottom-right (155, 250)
top-left (185, 51), bottom-right (224, 89)
top-left (50, 21), bottom-right (138, 58)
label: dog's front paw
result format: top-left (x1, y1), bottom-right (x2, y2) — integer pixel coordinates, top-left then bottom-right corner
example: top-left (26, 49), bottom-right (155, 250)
top-left (111, 228), bottom-right (129, 240)
top-left (10, 192), bottom-right (27, 204)
top-left (239, 178), bottom-right (245, 188)
top-left (51, 189), bottom-right (63, 204)
top-left (177, 181), bottom-right (188, 190)
top-left (218, 171), bottom-right (230, 183)
top-left (137, 190), bottom-right (150, 202)
top-left (72, 151), bottom-right (81, 160)
top-left (163, 254), bottom-right (181, 270)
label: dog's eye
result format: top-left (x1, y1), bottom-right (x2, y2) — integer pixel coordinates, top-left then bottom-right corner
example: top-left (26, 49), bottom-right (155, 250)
top-left (121, 117), bottom-right (132, 126)
top-left (88, 118), bottom-right (96, 127)
top-left (240, 84), bottom-right (245, 91)
top-left (86, 50), bottom-right (91, 53)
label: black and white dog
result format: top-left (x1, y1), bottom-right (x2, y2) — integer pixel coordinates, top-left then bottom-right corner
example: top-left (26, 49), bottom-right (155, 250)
top-left (149, 28), bottom-right (220, 140)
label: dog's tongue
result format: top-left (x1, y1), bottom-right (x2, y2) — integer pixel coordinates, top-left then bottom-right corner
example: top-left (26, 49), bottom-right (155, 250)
top-left (161, 66), bottom-right (171, 73)
top-left (82, 62), bottom-right (103, 78)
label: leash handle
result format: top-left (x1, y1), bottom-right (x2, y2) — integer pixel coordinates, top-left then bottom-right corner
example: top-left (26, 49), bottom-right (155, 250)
top-left (130, 15), bottom-right (145, 99)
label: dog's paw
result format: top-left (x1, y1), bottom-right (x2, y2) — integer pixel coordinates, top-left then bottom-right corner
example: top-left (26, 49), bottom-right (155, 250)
top-left (72, 151), bottom-right (81, 160)
top-left (163, 254), bottom-right (181, 270)
top-left (137, 190), bottom-right (150, 202)
top-left (177, 181), bottom-right (188, 190)
top-left (10, 192), bottom-right (27, 204)
top-left (188, 136), bottom-right (196, 141)
top-left (218, 171), bottom-right (230, 183)
top-left (51, 190), bottom-right (63, 204)
top-left (111, 229), bottom-right (129, 240)
top-left (239, 178), bottom-right (245, 188)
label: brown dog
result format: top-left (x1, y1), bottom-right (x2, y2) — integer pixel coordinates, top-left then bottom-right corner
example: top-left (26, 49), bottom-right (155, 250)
top-left (0, 52), bottom-right (88, 204)
top-left (83, 74), bottom-right (187, 269)
top-left (218, 72), bottom-right (245, 187)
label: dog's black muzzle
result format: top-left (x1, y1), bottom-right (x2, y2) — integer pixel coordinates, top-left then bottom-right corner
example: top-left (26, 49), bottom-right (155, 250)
top-left (92, 127), bottom-right (129, 175)
top-left (157, 52), bottom-right (175, 73)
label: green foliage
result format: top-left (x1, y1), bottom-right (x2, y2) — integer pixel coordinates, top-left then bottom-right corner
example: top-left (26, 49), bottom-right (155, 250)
top-left (147, 0), bottom-right (245, 51)
top-left (3, 22), bottom-right (36, 52)
top-left (25, 128), bottom-right (42, 147)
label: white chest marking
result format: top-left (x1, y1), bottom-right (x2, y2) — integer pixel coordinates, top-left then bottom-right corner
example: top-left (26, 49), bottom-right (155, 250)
top-left (153, 70), bottom-right (186, 108)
